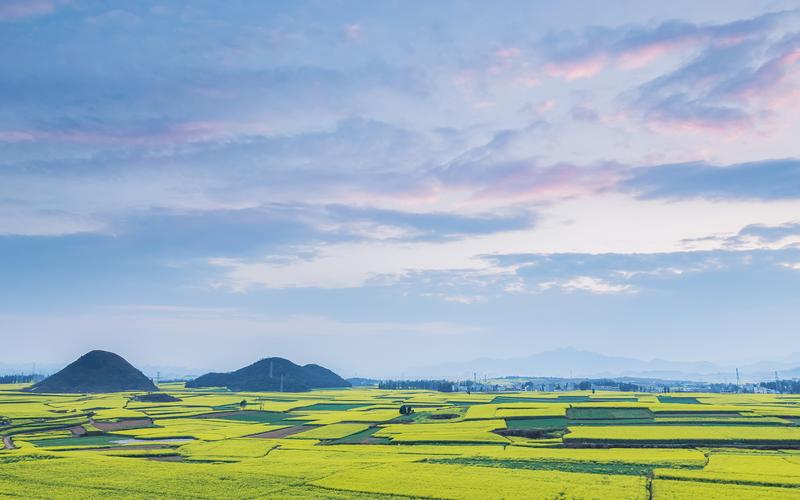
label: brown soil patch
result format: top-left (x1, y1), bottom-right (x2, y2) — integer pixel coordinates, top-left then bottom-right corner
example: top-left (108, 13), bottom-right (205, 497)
top-left (68, 425), bottom-right (87, 436)
top-left (247, 426), bottom-right (314, 439)
top-left (93, 419), bottom-right (153, 431)
top-left (2, 436), bottom-right (15, 450)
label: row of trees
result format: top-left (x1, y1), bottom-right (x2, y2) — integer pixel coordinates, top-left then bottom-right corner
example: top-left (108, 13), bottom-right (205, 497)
top-left (575, 379), bottom-right (642, 391)
top-left (378, 379), bottom-right (454, 392)
top-left (0, 374), bottom-right (38, 384)
top-left (761, 379), bottom-right (800, 393)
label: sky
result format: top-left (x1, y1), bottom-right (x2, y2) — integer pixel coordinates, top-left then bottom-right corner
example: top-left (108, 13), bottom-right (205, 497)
top-left (1, 0), bottom-right (800, 377)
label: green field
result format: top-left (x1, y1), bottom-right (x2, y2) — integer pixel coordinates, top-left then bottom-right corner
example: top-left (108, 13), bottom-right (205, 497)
top-left (3, 385), bottom-right (800, 498)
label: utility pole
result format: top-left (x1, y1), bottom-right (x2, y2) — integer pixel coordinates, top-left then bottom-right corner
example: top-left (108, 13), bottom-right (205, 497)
top-left (775, 371), bottom-right (781, 394)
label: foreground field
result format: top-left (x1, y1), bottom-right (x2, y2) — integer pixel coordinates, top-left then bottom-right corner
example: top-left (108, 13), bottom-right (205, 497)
top-left (3, 386), bottom-right (800, 498)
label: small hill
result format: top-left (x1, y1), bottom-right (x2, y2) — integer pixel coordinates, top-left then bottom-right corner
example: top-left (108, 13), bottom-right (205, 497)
top-left (186, 357), bottom-right (350, 392)
top-left (28, 350), bottom-right (158, 393)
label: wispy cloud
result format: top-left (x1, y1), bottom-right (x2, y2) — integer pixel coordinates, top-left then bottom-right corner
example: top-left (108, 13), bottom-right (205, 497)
top-left (539, 10), bottom-right (793, 81)
top-left (0, 0), bottom-right (59, 21)
top-left (623, 158), bottom-right (800, 201)
top-left (682, 222), bottom-right (800, 250)
top-left (540, 276), bottom-right (636, 295)
top-left (628, 13), bottom-right (800, 132)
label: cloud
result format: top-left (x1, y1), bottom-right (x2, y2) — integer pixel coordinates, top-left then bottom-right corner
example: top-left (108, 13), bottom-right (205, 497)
top-left (681, 222), bottom-right (800, 250)
top-left (0, 120), bottom-right (241, 146)
top-left (0, 209), bottom-right (104, 236)
top-left (539, 11), bottom-right (791, 82)
top-left (0, 0), bottom-right (58, 21)
top-left (623, 158), bottom-right (800, 201)
top-left (322, 205), bottom-right (536, 242)
top-left (421, 293), bottom-right (487, 304)
top-left (544, 54), bottom-right (607, 80)
top-left (484, 250), bottom-right (732, 292)
top-left (433, 123), bottom-right (623, 203)
top-left (343, 24), bottom-right (362, 41)
top-left (570, 105), bottom-right (599, 122)
top-left (628, 13), bottom-right (800, 131)
top-left (541, 276), bottom-right (636, 295)
top-left (737, 222), bottom-right (800, 244)
top-left (0, 117), bottom-right (444, 236)
top-left (206, 238), bottom-right (513, 291)
top-left (475, 248), bottom-right (800, 300)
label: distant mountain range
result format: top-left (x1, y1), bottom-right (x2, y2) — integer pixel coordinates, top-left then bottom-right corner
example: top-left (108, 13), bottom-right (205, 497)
top-left (413, 348), bottom-right (800, 383)
top-left (5, 348), bottom-right (800, 385)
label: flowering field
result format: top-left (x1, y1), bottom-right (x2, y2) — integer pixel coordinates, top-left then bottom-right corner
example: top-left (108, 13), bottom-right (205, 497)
top-left (3, 386), bottom-right (800, 498)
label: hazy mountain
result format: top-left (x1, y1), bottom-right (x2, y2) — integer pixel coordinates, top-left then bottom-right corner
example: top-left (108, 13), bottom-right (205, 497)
top-left (186, 357), bottom-right (350, 392)
top-left (28, 350), bottom-right (158, 393)
top-left (412, 348), bottom-right (800, 382)
top-left (139, 364), bottom-right (209, 381)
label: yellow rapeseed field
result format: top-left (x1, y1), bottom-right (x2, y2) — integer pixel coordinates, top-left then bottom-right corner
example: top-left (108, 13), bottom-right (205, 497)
top-left (4, 385), bottom-right (800, 498)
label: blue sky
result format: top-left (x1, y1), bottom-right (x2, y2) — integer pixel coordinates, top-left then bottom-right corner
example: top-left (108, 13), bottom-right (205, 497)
top-left (2, 1), bottom-right (800, 376)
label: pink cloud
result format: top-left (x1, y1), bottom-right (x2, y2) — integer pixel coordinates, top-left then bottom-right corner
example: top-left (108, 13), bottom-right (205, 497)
top-left (617, 41), bottom-right (683, 69)
top-left (733, 46), bottom-right (800, 102)
top-left (470, 163), bottom-right (624, 202)
top-left (645, 113), bottom-right (755, 138)
top-left (616, 34), bottom-right (708, 70)
top-left (0, 0), bottom-right (57, 20)
top-left (513, 73), bottom-right (540, 88)
top-left (495, 47), bottom-right (521, 59)
top-left (343, 24), bottom-right (362, 41)
top-left (535, 99), bottom-right (556, 113)
top-left (544, 54), bottom-right (607, 80)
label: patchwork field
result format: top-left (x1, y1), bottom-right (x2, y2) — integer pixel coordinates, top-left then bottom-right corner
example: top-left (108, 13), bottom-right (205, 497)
top-left (3, 385), bottom-right (800, 498)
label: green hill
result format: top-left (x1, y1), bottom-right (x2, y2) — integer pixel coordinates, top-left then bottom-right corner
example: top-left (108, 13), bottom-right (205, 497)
top-left (186, 357), bottom-right (350, 392)
top-left (28, 350), bottom-right (158, 393)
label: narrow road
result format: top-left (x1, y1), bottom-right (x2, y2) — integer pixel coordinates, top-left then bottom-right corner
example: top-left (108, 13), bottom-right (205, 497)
top-left (2, 435), bottom-right (15, 450)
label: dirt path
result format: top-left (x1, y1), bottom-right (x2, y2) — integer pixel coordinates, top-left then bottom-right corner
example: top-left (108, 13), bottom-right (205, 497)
top-left (2, 436), bottom-right (15, 449)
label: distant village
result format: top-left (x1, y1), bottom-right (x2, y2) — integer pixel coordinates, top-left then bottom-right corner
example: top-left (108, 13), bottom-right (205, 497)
top-left (349, 376), bottom-right (800, 394)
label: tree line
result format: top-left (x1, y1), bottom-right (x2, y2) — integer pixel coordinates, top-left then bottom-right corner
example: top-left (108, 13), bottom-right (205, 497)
top-left (761, 379), bottom-right (800, 393)
top-left (0, 374), bottom-right (39, 384)
top-left (378, 379), bottom-right (454, 392)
